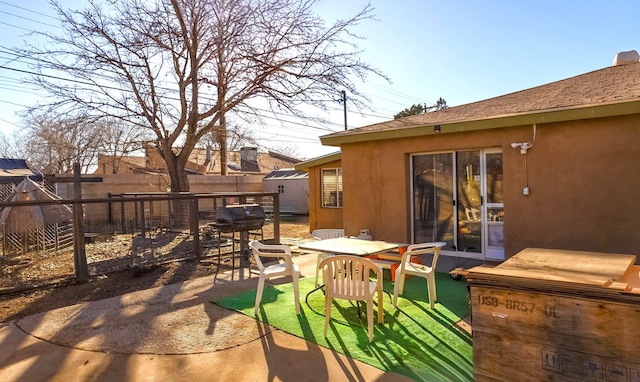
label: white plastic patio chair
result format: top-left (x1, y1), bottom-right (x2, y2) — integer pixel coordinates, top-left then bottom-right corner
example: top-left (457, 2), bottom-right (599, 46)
top-left (311, 229), bottom-right (344, 288)
top-left (392, 242), bottom-right (446, 309)
top-left (311, 229), bottom-right (345, 240)
top-left (249, 240), bottom-right (300, 315)
top-left (319, 255), bottom-right (383, 343)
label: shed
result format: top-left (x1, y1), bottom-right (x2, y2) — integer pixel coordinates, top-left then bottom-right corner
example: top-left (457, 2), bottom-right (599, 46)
top-left (262, 169), bottom-right (308, 215)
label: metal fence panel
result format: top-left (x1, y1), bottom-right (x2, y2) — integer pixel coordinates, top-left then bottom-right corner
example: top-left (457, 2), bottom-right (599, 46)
top-left (0, 192), bottom-right (281, 293)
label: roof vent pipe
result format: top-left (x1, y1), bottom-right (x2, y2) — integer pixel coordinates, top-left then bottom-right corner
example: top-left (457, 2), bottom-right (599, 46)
top-left (613, 50), bottom-right (639, 66)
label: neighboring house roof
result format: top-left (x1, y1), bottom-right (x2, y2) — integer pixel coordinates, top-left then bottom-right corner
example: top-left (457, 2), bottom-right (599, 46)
top-left (202, 149), bottom-right (300, 174)
top-left (98, 148), bottom-right (301, 175)
top-left (120, 156), bottom-right (147, 169)
top-left (263, 169), bottom-right (308, 180)
top-left (321, 62), bottom-right (640, 146)
top-left (267, 151), bottom-right (302, 164)
top-left (0, 158), bottom-right (43, 184)
top-left (93, 154), bottom-right (148, 174)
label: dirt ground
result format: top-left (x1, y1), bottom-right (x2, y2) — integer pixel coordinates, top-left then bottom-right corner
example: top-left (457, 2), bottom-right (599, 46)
top-left (0, 218), bottom-right (313, 323)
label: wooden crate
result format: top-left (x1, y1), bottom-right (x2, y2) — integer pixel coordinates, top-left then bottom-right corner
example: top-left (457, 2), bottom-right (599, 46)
top-left (467, 248), bottom-right (640, 382)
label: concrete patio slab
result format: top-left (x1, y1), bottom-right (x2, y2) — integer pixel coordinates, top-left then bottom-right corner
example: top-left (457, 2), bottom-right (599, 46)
top-left (0, 252), bottom-right (412, 382)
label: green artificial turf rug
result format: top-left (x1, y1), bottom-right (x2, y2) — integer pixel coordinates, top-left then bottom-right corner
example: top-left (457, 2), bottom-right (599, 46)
top-left (214, 273), bottom-right (473, 381)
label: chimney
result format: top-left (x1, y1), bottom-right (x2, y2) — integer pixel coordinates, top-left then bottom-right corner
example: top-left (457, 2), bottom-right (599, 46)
top-left (240, 147), bottom-right (260, 172)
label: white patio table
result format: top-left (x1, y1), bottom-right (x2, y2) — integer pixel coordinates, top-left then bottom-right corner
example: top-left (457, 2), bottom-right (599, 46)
top-left (298, 237), bottom-right (398, 256)
top-left (298, 237), bottom-right (398, 304)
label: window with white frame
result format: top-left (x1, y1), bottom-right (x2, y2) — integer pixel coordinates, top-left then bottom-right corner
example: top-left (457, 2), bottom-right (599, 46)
top-left (321, 168), bottom-right (342, 208)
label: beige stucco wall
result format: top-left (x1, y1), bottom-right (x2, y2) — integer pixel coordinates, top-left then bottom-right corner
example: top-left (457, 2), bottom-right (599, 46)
top-left (55, 174), bottom-right (265, 226)
top-left (56, 173), bottom-right (263, 199)
top-left (331, 113), bottom-right (640, 259)
top-left (504, 114), bottom-right (640, 257)
top-left (339, 127), bottom-right (511, 240)
top-left (307, 159), bottom-right (343, 232)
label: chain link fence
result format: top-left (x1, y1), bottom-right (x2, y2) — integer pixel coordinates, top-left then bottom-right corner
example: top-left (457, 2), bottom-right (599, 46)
top-left (1, 192), bottom-right (283, 293)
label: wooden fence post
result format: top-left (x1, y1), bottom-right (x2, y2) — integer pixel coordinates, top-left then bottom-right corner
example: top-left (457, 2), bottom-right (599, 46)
top-left (73, 163), bottom-right (88, 278)
top-left (190, 196), bottom-right (200, 260)
top-left (273, 193), bottom-right (280, 244)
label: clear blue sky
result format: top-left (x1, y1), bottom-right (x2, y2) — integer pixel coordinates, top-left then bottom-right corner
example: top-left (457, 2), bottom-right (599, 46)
top-left (1, 0), bottom-right (639, 159)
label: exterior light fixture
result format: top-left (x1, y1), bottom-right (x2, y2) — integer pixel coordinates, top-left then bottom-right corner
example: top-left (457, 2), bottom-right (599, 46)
top-left (434, 125), bottom-right (441, 133)
top-left (510, 142), bottom-right (533, 154)
top-left (510, 142), bottom-right (534, 196)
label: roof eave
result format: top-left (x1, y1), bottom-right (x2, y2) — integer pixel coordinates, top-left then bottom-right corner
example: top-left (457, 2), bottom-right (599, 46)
top-left (294, 152), bottom-right (342, 171)
top-left (320, 100), bottom-right (640, 146)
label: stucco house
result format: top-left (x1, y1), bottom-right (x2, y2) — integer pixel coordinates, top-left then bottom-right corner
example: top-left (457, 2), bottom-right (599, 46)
top-left (95, 146), bottom-right (301, 175)
top-left (296, 59), bottom-right (640, 263)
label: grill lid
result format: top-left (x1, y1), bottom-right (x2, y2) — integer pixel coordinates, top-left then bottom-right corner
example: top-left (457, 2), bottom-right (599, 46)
top-left (215, 204), bottom-right (265, 232)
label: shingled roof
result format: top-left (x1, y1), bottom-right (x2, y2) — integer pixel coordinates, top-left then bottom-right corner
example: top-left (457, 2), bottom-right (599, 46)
top-left (321, 62), bottom-right (640, 146)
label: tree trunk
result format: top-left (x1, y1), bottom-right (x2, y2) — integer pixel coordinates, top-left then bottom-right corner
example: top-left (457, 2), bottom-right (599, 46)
top-left (163, 147), bottom-right (189, 192)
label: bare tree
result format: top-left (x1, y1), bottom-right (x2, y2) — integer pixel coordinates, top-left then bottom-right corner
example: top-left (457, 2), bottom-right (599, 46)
top-left (266, 143), bottom-right (303, 161)
top-left (18, 0), bottom-right (384, 191)
top-left (196, 121), bottom-right (253, 153)
top-left (22, 112), bottom-right (103, 174)
top-left (0, 130), bottom-right (24, 158)
top-left (100, 119), bottom-right (145, 174)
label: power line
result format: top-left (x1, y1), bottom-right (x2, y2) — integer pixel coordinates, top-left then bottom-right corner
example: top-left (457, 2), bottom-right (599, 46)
top-left (0, 97), bottom-right (28, 108)
top-left (0, 20), bottom-right (34, 33)
top-left (0, 62), bottom-right (343, 144)
top-left (0, 2), bottom-right (435, 113)
top-left (0, 11), bottom-right (432, 138)
top-left (0, 43), bottom-right (410, 128)
top-left (0, 1), bottom-right (58, 21)
top-left (369, 82), bottom-right (429, 104)
top-left (0, 10), bottom-right (60, 29)
top-left (0, 116), bottom-right (21, 127)
top-left (253, 126), bottom-right (322, 142)
top-left (0, 47), bottom-right (349, 135)
top-left (0, 57), bottom-right (385, 141)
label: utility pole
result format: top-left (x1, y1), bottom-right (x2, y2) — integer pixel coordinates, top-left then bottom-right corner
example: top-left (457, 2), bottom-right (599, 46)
top-left (341, 90), bottom-right (347, 130)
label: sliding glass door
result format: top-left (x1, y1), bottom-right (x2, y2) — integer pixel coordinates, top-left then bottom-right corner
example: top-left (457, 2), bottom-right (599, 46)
top-left (411, 149), bottom-right (504, 260)
top-left (412, 153), bottom-right (455, 246)
top-left (456, 151), bottom-right (482, 253)
top-left (484, 150), bottom-right (504, 260)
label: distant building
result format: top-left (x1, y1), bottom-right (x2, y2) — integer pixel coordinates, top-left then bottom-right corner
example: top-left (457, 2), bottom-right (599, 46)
top-left (95, 147), bottom-right (302, 175)
top-left (262, 169), bottom-right (309, 215)
top-left (0, 158), bottom-right (44, 200)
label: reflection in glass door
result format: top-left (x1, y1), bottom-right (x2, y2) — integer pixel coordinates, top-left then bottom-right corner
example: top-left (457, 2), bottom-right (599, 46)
top-left (484, 151), bottom-right (504, 260)
top-left (411, 149), bottom-right (504, 260)
top-left (456, 151), bottom-right (482, 253)
top-left (412, 154), bottom-right (454, 248)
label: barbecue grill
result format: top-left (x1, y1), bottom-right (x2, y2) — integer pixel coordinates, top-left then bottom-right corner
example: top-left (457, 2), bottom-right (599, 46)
top-left (214, 204), bottom-right (266, 232)
top-left (212, 204), bottom-right (266, 263)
